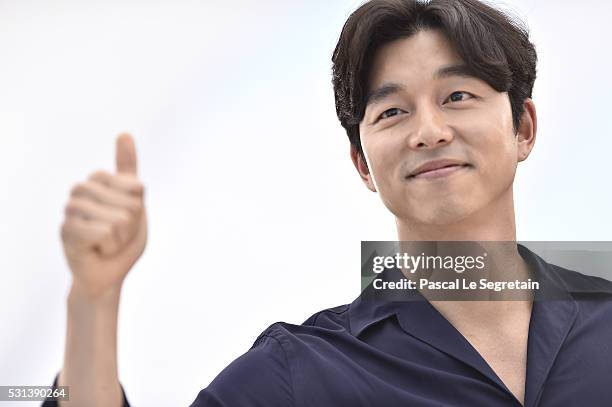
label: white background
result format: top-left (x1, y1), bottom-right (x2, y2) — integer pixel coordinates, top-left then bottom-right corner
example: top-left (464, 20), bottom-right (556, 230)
top-left (1, 0), bottom-right (611, 405)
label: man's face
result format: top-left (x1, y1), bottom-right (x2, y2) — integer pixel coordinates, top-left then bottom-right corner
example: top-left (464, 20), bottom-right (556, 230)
top-left (355, 29), bottom-right (534, 226)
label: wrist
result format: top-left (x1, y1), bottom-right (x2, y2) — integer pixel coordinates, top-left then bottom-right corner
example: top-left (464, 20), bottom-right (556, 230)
top-left (68, 279), bottom-right (123, 309)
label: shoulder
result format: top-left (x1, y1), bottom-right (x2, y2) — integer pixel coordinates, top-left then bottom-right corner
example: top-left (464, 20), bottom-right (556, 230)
top-left (189, 303), bottom-right (352, 406)
top-left (551, 263), bottom-right (612, 298)
top-left (550, 263), bottom-right (612, 325)
top-left (247, 303), bottom-right (352, 351)
top-left (248, 303), bottom-right (351, 343)
top-left (190, 331), bottom-right (293, 406)
top-left (302, 303), bottom-right (351, 329)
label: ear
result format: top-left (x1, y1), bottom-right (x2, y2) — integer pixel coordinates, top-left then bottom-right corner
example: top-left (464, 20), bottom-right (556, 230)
top-left (516, 98), bottom-right (537, 162)
top-left (350, 144), bottom-right (377, 192)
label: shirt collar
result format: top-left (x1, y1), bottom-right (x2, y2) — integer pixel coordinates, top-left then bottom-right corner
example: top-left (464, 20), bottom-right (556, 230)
top-left (348, 243), bottom-right (580, 407)
top-left (348, 242), bottom-right (575, 337)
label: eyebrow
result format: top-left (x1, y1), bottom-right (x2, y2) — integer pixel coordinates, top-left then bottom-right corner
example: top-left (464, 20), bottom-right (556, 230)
top-left (365, 64), bottom-right (476, 107)
top-left (434, 63), bottom-right (476, 80)
top-left (365, 82), bottom-right (406, 107)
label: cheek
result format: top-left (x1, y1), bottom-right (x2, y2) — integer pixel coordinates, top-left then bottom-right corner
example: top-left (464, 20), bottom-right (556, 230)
top-left (361, 131), bottom-right (405, 183)
top-left (466, 122), bottom-right (518, 186)
top-left (461, 104), bottom-right (517, 161)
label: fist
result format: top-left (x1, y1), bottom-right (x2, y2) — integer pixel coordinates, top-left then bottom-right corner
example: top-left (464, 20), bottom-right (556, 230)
top-left (60, 133), bottom-right (148, 297)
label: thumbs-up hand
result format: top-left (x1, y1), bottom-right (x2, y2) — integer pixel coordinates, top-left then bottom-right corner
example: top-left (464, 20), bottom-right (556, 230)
top-left (60, 133), bottom-right (148, 298)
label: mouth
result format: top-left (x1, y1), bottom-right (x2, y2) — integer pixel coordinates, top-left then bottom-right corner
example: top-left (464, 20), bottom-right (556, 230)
top-left (407, 163), bottom-right (472, 180)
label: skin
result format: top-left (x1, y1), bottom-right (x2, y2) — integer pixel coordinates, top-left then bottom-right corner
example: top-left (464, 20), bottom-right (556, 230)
top-left (53, 29), bottom-right (537, 407)
top-left (351, 29), bottom-right (537, 405)
top-left (57, 133), bottom-right (147, 407)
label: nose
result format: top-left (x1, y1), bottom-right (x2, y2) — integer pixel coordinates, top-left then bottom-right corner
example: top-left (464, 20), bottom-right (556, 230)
top-left (407, 105), bottom-right (454, 149)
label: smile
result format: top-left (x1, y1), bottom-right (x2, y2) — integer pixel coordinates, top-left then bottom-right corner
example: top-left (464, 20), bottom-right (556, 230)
top-left (407, 164), bottom-right (471, 180)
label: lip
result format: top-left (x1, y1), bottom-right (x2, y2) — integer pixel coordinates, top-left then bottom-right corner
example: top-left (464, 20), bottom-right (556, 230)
top-left (407, 159), bottom-right (471, 179)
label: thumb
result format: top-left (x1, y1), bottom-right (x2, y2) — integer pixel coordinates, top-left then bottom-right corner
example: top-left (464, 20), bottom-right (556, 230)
top-left (116, 132), bottom-right (138, 175)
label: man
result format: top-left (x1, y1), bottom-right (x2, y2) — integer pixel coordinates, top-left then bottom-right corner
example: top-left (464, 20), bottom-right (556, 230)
top-left (45, 0), bottom-right (612, 406)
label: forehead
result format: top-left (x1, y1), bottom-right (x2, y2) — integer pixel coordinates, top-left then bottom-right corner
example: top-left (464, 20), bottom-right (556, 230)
top-left (368, 29), bottom-right (465, 91)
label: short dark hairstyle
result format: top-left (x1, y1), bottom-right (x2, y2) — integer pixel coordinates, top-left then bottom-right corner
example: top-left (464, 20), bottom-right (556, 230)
top-left (331, 0), bottom-right (537, 163)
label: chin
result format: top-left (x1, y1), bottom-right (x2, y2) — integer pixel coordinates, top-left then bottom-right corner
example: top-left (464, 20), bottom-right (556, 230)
top-left (412, 202), bottom-right (475, 226)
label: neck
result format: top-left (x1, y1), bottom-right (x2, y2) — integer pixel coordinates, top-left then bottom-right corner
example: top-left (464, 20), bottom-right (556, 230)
top-left (394, 188), bottom-right (533, 318)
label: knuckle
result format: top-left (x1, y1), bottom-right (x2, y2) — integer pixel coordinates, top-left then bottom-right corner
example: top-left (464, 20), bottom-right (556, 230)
top-left (124, 198), bottom-right (143, 216)
top-left (88, 170), bottom-right (108, 181)
top-left (70, 183), bottom-right (83, 196)
top-left (64, 200), bottom-right (79, 214)
top-left (67, 196), bottom-right (83, 209)
top-left (130, 182), bottom-right (144, 196)
top-left (82, 179), bottom-right (95, 189)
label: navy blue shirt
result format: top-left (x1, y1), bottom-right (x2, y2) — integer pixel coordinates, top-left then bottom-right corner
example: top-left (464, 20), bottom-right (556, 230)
top-left (44, 244), bottom-right (612, 406)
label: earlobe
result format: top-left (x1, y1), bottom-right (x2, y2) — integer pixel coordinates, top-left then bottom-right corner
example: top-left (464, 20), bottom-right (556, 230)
top-left (516, 98), bottom-right (537, 162)
top-left (350, 145), bottom-right (377, 192)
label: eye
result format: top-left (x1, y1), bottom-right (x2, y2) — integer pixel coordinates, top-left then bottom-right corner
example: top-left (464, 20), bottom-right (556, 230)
top-left (444, 91), bottom-right (474, 104)
top-left (378, 107), bottom-right (405, 121)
